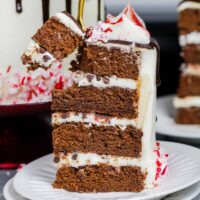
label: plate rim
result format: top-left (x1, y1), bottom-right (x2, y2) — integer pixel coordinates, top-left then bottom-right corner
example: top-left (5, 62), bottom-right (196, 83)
top-left (12, 141), bottom-right (200, 200)
top-left (3, 178), bottom-right (27, 200)
top-left (156, 94), bottom-right (200, 139)
top-left (5, 177), bottom-right (200, 200)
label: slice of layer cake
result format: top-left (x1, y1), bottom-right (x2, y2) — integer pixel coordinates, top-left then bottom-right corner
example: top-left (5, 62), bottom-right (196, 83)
top-left (174, 64), bottom-right (200, 124)
top-left (22, 12), bottom-right (84, 70)
top-left (174, 0), bottom-right (200, 124)
top-left (52, 4), bottom-right (167, 192)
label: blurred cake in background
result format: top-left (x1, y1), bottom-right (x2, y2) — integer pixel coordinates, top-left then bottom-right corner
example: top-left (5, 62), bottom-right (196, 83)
top-left (174, 0), bottom-right (200, 124)
top-left (0, 0), bottom-right (104, 105)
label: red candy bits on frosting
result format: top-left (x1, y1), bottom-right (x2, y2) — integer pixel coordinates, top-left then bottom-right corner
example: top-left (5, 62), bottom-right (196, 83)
top-left (123, 3), bottom-right (144, 28)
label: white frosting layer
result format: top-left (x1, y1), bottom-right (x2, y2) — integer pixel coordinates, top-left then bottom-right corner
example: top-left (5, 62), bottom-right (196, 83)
top-left (182, 63), bottom-right (200, 76)
top-left (73, 71), bottom-right (138, 89)
top-left (178, 1), bottom-right (200, 12)
top-left (136, 46), bottom-right (158, 188)
top-left (23, 40), bottom-right (57, 68)
top-left (174, 96), bottom-right (200, 108)
top-left (58, 153), bottom-right (147, 169)
top-left (86, 3), bottom-right (150, 44)
top-left (56, 145), bottom-right (168, 189)
top-left (52, 112), bottom-right (136, 130)
top-left (179, 32), bottom-right (200, 46)
top-left (54, 13), bottom-right (84, 36)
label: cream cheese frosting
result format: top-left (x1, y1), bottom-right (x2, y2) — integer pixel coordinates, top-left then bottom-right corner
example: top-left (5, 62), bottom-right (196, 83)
top-left (179, 32), bottom-right (200, 46)
top-left (52, 112), bottom-right (136, 130)
top-left (182, 63), bottom-right (200, 76)
top-left (55, 141), bottom-right (168, 189)
top-left (174, 96), bottom-right (200, 108)
top-left (23, 40), bottom-right (58, 69)
top-left (73, 71), bottom-right (138, 89)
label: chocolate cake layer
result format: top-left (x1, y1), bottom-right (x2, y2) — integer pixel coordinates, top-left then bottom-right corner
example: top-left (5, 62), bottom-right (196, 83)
top-left (179, 9), bottom-right (200, 35)
top-left (33, 17), bottom-right (83, 60)
top-left (52, 86), bottom-right (138, 119)
top-left (53, 165), bottom-right (146, 192)
top-left (182, 45), bottom-right (200, 63)
top-left (72, 44), bottom-right (141, 80)
top-left (53, 122), bottom-right (142, 158)
top-left (177, 74), bottom-right (200, 97)
top-left (176, 107), bottom-right (200, 124)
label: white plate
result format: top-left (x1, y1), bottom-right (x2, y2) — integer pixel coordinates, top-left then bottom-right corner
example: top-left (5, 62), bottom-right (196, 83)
top-left (194, 193), bottom-right (200, 200)
top-left (13, 141), bottom-right (200, 200)
top-left (3, 178), bottom-right (27, 200)
top-left (163, 181), bottom-right (200, 200)
top-left (4, 179), bottom-right (200, 200)
top-left (156, 95), bottom-right (200, 140)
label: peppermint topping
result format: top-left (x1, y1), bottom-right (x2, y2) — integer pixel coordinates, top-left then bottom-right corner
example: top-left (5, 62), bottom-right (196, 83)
top-left (0, 64), bottom-right (73, 105)
top-left (154, 142), bottom-right (168, 182)
top-left (86, 3), bottom-right (150, 44)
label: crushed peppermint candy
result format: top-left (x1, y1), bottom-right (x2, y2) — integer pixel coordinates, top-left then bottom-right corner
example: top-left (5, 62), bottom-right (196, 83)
top-left (154, 141), bottom-right (168, 184)
top-left (0, 64), bottom-right (73, 105)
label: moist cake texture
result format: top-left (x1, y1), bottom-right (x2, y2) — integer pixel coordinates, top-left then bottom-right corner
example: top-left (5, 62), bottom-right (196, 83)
top-left (52, 122), bottom-right (142, 157)
top-left (22, 12), bottom-right (84, 70)
top-left (72, 43), bottom-right (141, 80)
top-left (174, 0), bottom-right (200, 124)
top-left (53, 165), bottom-right (146, 193)
top-left (52, 87), bottom-right (138, 118)
top-left (52, 3), bottom-right (167, 192)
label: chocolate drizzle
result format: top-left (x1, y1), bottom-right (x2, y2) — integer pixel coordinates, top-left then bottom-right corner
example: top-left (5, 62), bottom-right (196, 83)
top-left (98, 0), bottom-right (101, 21)
top-left (150, 38), bottom-right (161, 87)
top-left (66, 0), bottom-right (72, 14)
top-left (16, 0), bottom-right (22, 13)
top-left (42, 0), bottom-right (50, 23)
top-left (15, 0), bottom-right (72, 23)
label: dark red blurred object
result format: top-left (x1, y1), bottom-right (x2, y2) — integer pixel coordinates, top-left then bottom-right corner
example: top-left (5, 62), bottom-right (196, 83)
top-left (0, 102), bottom-right (51, 117)
top-left (0, 103), bottom-right (53, 169)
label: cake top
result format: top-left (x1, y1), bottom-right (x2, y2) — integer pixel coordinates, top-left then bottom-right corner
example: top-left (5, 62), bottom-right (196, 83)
top-left (86, 3), bottom-right (150, 44)
top-left (54, 12), bottom-right (84, 37)
top-left (179, 0), bottom-right (200, 4)
top-left (178, 0), bottom-right (200, 12)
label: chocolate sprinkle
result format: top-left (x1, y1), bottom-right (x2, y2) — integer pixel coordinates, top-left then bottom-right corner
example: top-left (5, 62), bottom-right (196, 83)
top-left (59, 148), bottom-right (67, 154)
top-left (86, 74), bottom-right (95, 82)
top-left (82, 113), bottom-right (87, 119)
top-left (54, 156), bottom-right (60, 163)
top-left (39, 47), bottom-right (46, 54)
top-left (72, 154), bottom-right (78, 160)
top-left (43, 55), bottom-right (50, 62)
top-left (61, 113), bottom-right (70, 119)
top-left (96, 76), bottom-right (101, 81)
top-left (103, 77), bottom-right (109, 84)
